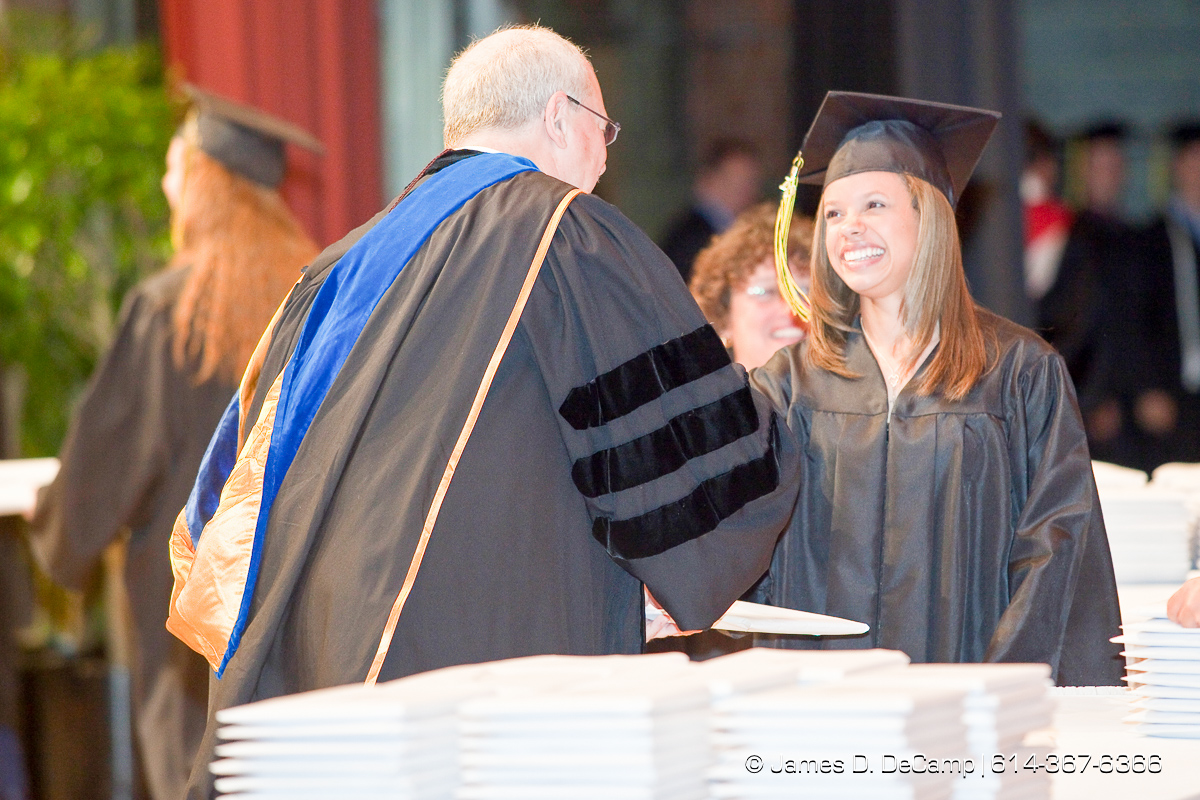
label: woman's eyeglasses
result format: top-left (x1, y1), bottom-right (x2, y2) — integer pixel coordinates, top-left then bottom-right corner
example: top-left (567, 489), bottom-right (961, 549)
top-left (566, 96), bottom-right (621, 146)
top-left (744, 285), bottom-right (782, 303)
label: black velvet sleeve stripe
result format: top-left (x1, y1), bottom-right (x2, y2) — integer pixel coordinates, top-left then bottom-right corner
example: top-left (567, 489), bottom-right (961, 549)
top-left (590, 439), bottom-right (780, 561)
top-left (571, 386), bottom-right (759, 498)
top-left (558, 325), bottom-right (729, 431)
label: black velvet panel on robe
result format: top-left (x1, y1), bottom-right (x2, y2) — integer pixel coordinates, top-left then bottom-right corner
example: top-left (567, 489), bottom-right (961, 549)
top-left (749, 309), bottom-right (1124, 687)
top-left (185, 163), bottom-right (800, 799)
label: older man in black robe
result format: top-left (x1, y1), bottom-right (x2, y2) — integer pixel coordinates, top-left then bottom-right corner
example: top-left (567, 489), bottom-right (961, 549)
top-left (173, 25), bottom-right (800, 798)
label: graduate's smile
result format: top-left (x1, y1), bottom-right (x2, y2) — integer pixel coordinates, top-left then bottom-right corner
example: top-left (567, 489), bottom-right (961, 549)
top-left (822, 171), bottom-right (920, 302)
top-left (841, 245), bottom-right (885, 265)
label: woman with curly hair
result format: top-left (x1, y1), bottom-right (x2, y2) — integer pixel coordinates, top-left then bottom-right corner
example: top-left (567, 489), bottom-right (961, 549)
top-left (30, 90), bottom-right (320, 800)
top-left (690, 201), bottom-right (812, 370)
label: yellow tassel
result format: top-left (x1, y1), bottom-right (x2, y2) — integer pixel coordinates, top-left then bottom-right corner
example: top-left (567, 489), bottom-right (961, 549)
top-left (774, 152), bottom-right (810, 322)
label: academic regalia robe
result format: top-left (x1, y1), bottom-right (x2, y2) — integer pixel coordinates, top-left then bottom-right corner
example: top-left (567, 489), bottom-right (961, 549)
top-left (179, 153), bottom-right (798, 798)
top-left (660, 206), bottom-right (719, 283)
top-left (748, 309), bottom-right (1124, 686)
top-left (1039, 210), bottom-right (1160, 469)
top-left (0, 517), bottom-right (30, 800)
top-left (1134, 213), bottom-right (1200, 464)
top-left (0, 400), bottom-right (29, 793)
top-left (30, 267), bottom-right (231, 800)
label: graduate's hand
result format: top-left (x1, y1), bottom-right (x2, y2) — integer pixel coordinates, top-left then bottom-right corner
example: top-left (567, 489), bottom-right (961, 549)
top-left (645, 611), bottom-right (687, 640)
top-left (644, 589), bottom-right (703, 640)
top-left (1167, 578), bottom-right (1200, 628)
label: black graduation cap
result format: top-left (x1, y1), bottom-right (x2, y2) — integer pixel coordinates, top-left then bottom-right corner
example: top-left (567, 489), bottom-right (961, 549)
top-left (797, 91), bottom-right (1001, 207)
top-left (1079, 120), bottom-right (1129, 143)
top-left (1170, 120), bottom-right (1200, 149)
top-left (185, 84), bottom-right (325, 188)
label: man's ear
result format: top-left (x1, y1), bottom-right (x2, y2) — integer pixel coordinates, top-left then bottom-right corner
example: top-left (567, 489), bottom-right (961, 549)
top-left (544, 91), bottom-right (572, 149)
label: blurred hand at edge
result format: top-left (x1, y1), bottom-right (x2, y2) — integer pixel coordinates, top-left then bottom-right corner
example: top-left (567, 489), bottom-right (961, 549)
top-left (1167, 577), bottom-right (1200, 628)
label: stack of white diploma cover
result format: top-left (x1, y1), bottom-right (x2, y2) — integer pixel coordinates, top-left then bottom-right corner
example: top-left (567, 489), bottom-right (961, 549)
top-left (829, 664), bottom-right (1053, 800)
top-left (212, 664), bottom-right (493, 798)
top-left (213, 649), bottom-right (1056, 800)
top-left (456, 653), bottom-right (710, 799)
top-left (1116, 609), bottom-right (1200, 739)
top-left (708, 658), bottom-right (1052, 800)
top-left (1150, 462), bottom-right (1200, 567)
top-left (1091, 461), bottom-right (1194, 584)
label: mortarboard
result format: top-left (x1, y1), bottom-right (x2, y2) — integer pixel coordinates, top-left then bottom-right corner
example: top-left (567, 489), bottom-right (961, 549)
top-left (796, 91), bottom-right (1001, 207)
top-left (184, 84), bottom-right (325, 188)
top-left (1078, 120), bottom-right (1129, 143)
top-left (1170, 120), bottom-right (1200, 149)
top-left (1025, 119), bottom-right (1059, 162)
top-left (772, 92), bottom-right (999, 320)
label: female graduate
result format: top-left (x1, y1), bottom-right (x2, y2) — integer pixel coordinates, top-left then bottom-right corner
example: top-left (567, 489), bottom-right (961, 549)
top-left (29, 89), bottom-right (320, 799)
top-left (749, 92), bottom-right (1124, 686)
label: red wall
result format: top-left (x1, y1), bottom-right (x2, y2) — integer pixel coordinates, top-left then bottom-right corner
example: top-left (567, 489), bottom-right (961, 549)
top-left (160, 0), bottom-right (384, 246)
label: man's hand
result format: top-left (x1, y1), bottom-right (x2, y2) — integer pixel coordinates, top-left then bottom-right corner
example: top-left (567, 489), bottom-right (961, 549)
top-left (1167, 577), bottom-right (1200, 628)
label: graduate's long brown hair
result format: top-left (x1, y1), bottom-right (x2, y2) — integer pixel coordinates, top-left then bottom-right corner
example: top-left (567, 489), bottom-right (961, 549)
top-left (805, 174), bottom-right (995, 401)
top-left (169, 123), bottom-right (319, 384)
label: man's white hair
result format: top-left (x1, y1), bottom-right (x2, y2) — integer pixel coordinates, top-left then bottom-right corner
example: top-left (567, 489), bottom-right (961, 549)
top-left (442, 25), bottom-right (593, 148)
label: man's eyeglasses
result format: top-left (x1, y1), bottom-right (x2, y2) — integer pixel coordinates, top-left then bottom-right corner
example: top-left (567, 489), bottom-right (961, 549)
top-left (566, 96), bottom-right (621, 146)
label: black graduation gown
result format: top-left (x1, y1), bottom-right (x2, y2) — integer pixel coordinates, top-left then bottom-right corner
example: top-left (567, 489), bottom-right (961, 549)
top-left (749, 310), bottom-right (1124, 686)
top-left (1134, 215), bottom-right (1200, 464)
top-left (659, 207), bottom-right (718, 283)
top-left (184, 161), bottom-right (798, 798)
top-left (30, 267), bottom-right (233, 800)
top-left (0, 519), bottom-right (30, 791)
top-left (1039, 210), bottom-right (1162, 469)
top-left (0, 399), bottom-right (29, 748)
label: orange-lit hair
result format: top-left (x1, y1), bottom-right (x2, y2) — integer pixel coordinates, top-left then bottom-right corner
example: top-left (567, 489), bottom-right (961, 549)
top-left (170, 133), bottom-right (318, 384)
top-left (690, 201), bottom-right (812, 333)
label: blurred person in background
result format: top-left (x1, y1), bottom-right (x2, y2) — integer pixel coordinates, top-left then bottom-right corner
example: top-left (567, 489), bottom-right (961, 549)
top-left (1, 374), bottom-right (29, 800)
top-left (27, 90), bottom-right (320, 800)
top-left (0, 502), bottom-right (30, 800)
top-left (1039, 122), bottom-right (1159, 470)
top-left (660, 138), bottom-right (763, 283)
top-left (1138, 122), bottom-right (1200, 465)
top-left (690, 201), bottom-right (812, 369)
top-left (1022, 120), bottom-right (1073, 302)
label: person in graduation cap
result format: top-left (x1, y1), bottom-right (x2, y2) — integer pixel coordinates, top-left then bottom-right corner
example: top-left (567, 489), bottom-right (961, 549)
top-left (29, 88), bottom-right (320, 800)
top-left (748, 91), bottom-right (1124, 686)
top-left (167, 26), bottom-right (799, 798)
top-left (1041, 122), bottom-right (1166, 471)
